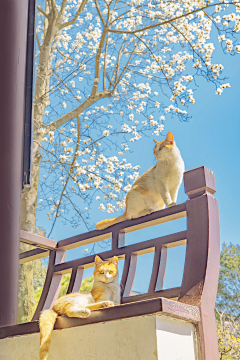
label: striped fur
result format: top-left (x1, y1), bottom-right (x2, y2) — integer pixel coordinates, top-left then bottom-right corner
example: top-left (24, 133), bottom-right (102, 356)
top-left (39, 309), bottom-right (58, 360)
top-left (39, 256), bottom-right (120, 360)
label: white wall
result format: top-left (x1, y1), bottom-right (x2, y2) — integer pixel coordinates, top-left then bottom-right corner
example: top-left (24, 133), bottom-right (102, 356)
top-left (0, 314), bottom-right (197, 360)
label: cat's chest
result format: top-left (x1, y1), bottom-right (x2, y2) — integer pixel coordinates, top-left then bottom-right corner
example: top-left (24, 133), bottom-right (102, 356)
top-left (103, 283), bottom-right (117, 297)
top-left (154, 161), bottom-right (183, 182)
top-left (97, 282), bottom-right (120, 301)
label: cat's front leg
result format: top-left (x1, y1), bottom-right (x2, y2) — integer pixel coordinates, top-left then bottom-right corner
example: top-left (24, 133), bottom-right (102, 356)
top-left (86, 301), bottom-right (114, 311)
top-left (65, 304), bottom-right (91, 318)
top-left (158, 182), bottom-right (174, 207)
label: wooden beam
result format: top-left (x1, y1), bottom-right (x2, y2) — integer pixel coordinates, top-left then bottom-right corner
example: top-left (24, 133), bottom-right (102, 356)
top-left (20, 230), bottom-right (57, 250)
top-left (19, 248), bottom-right (49, 264)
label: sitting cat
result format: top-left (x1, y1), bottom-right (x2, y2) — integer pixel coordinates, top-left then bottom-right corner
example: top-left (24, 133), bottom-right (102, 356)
top-left (39, 255), bottom-right (120, 360)
top-left (96, 132), bottom-right (184, 230)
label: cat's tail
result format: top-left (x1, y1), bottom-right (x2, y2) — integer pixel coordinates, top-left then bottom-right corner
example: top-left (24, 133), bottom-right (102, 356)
top-left (39, 309), bottom-right (58, 360)
top-left (96, 213), bottom-right (127, 230)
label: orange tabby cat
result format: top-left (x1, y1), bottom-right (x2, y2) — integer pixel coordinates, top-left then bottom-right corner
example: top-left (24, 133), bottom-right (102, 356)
top-left (96, 132), bottom-right (184, 230)
top-left (39, 255), bottom-right (120, 360)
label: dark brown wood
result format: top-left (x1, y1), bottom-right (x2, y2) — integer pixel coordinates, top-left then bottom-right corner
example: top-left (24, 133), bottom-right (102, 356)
top-left (20, 230), bottom-right (57, 250)
top-left (57, 203), bottom-right (186, 251)
top-left (54, 298), bottom-right (163, 330)
top-left (32, 250), bottom-right (56, 321)
top-left (0, 297), bottom-right (201, 340)
top-left (148, 246), bottom-right (162, 293)
top-left (161, 298), bottom-right (200, 323)
top-left (54, 231), bottom-right (187, 274)
top-left (112, 230), bottom-right (125, 249)
top-left (148, 246), bottom-right (168, 293)
top-left (66, 266), bottom-right (78, 294)
top-left (123, 253), bottom-right (137, 297)
top-left (71, 267), bottom-right (84, 293)
top-left (57, 230), bottom-right (112, 251)
top-left (19, 248), bottom-right (49, 264)
top-left (43, 251), bottom-right (65, 310)
top-left (156, 246), bottom-right (168, 291)
top-left (180, 166), bottom-right (220, 360)
top-left (122, 287), bottom-right (181, 303)
top-left (0, 0), bottom-right (29, 327)
top-left (184, 166), bottom-right (216, 199)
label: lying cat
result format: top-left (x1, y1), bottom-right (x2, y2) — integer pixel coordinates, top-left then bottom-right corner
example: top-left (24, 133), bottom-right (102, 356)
top-left (39, 255), bottom-right (120, 360)
top-left (96, 132), bottom-right (184, 230)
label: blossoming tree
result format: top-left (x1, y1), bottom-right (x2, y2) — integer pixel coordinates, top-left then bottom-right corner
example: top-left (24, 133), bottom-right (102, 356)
top-left (19, 0), bottom-right (240, 321)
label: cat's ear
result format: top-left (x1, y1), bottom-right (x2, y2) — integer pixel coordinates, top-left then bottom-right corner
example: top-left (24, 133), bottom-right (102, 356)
top-left (153, 139), bottom-right (159, 144)
top-left (165, 132), bottom-right (174, 145)
top-left (95, 255), bottom-right (103, 265)
top-left (110, 256), bottom-right (118, 265)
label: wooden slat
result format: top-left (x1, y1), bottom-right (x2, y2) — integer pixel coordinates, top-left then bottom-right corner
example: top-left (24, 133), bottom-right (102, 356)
top-left (148, 246), bottom-right (162, 293)
top-left (32, 250), bottom-right (56, 321)
top-left (57, 231), bottom-right (112, 251)
top-left (43, 251), bottom-right (65, 310)
top-left (20, 230), bottom-right (57, 250)
top-left (123, 254), bottom-right (137, 297)
top-left (71, 267), bottom-right (84, 293)
top-left (57, 204), bottom-right (186, 251)
top-left (122, 287), bottom-right (181, 304)
top-left (54, 231), bottom-right (187, 275)
top-left (112, 230), bottom-right (125, 249)
top-left (19, 248), bottom-right (49, 264)
top-left (155, 246), bottom-right (168, 291)
top-left (66, 266), bottom-right (84, 294)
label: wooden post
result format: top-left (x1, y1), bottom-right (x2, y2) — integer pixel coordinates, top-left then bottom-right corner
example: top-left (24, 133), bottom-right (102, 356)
top-left (180, 166), bottom-right (220, 360)
top-left (0, 0), bottom-right (29, 326)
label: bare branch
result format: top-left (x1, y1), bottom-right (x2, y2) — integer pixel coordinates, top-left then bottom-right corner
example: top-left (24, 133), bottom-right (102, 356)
top-left (37, 5), bottom-right (49, 18)
top-left (94, 0), bottom-right (105, 26)
top-left (91, 28), bottom-right (108, 96)
top-left (51, 0), bottom-right (58, 18)
top-left (63, 194), bottom-right (90, 230)
top-left (103, 32), bottom-right (109, 90)
top-left (109, 38), bottom-right (127, 90)
top-left (108, 3), bottom-right (235, 35)
top-left (59, 0), bottom-right (88, 30)
top-left (134, 34), bottom-right (175, 96)
top-left (58, 0), bottom-right (68, 18)
top-left (48, 114), bottom-right (81, 237)
top-left (36, 34), bottom-right (41, 51)
top-left (48, 90), bottom-right (112, 131)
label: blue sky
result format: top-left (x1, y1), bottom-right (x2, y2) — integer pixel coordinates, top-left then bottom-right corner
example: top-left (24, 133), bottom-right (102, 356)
top-left (37, 23), bottom-right (240, 295)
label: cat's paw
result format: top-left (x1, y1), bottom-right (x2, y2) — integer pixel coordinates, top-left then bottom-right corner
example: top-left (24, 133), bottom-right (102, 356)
top-left (168, 202), bottom-right (176, 207)
top-left (79, 308), bottom-right (91, 318)
top-left (102, 300), bottom-right (115, 308)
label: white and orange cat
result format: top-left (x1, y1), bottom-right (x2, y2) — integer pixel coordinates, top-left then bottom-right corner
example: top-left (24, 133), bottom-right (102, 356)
top-left (39, 255), bottom-right (120, 360)
top-left (96, 132), bottom-right (184, 230)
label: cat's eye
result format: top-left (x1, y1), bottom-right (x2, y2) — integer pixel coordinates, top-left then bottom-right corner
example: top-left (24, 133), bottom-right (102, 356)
top-left (100, 271), bottom-right (104, 274)
top-left (109, 271), bottom-right (114, 275)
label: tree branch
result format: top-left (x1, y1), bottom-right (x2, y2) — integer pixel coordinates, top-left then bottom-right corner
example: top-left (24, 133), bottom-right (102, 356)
top-left (103, 32), bottom-right (109, 90)
top-left (108, 3), bottom-right (236, 34)
top-left (59, 0), bottom-right (88, 30)
top-left (91, 28), bottom-right (108, 96)
top-left (37, 5), bottom-right (49, 18)
top-left (94, 0), bottom-right (105, 26)
top-left (36, 34), bottom-right (41, 51)
top-left (51, 0), bottom-right (57, 18)
top-left (47, 90), bottom-right (112, 131)
top-left (48, 114), bottom-right (81, 237)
